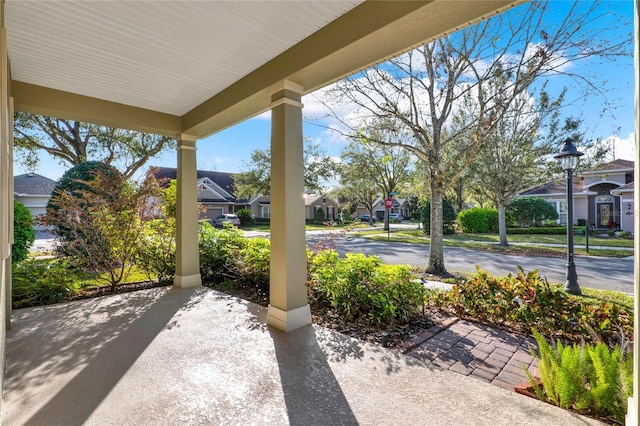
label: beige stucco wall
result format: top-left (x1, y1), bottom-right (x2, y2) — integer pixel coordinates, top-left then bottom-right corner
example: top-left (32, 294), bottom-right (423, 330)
top-left (617, 194), bottom-right (634, 233)
top-left (583, 170), bottom-right (628, 188)
top-left (573, 197), bottom-right (589, 224)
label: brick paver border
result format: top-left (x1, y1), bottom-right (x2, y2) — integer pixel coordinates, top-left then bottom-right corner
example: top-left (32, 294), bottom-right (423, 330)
top-left (397, 317), bottom-right (539, 391)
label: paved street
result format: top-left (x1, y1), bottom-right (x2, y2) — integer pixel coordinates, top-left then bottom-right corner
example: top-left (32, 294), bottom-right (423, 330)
top-left (308, 232), bottom-right (634, 294)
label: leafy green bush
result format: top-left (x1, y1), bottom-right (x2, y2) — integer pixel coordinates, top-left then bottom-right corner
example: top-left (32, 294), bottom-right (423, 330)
top-left (314, 207), bottom-right (326, 222)
top-left (12, 258), bottom-right (85, 308)
top-left (13, 201), bottom-right (35, 263)
top-left (506, 226), bottom-right (567, 235)
top-left (308, 250), bottom-right (425, 326)
top-left (506, 197), bottom-right (558, 227)
top-left (236, 209), bottom-right (255, 227)
top-left (429, 267), bottom-right (632, 347)
top-left (457, 208), bottom-right (498, 233)
top-left (42, 168), bottom-right (161, 290)
top-left (232, 237), bottom-right (270, 293)
top-left (421, 199), bottom-right (456, 234)
top-left (526, 329), bottom-right (632, 423)
top-left (136, 218), bottom-right (176, 282)
top-left (340, 208), bottom-right (352, 223)
top-left (198, 220), bottom-right (247, 282)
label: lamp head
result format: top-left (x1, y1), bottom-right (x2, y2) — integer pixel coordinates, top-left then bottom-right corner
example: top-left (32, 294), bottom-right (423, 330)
top-left (554, 138), bottom-right (584, 170)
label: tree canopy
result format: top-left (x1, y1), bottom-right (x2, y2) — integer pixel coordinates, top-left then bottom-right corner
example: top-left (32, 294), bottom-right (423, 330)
top-left (322, 0), bottom-right (630, 274)
top-left (14, 113), bottom-right (176, 179)
top-left (233, 138), bottom-right (339, 198)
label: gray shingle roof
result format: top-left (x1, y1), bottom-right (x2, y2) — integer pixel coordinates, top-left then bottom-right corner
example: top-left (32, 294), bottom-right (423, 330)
top-left (14, 173), bottom-right (57, 196)
top-left (152, 166), bottom-right (243, 202)
top-left (520, 180), bottom-right (582, 196)
top-left (593, 159), bottom-right (634, 171)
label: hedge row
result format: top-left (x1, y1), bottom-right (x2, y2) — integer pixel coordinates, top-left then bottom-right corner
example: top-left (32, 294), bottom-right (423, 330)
top-left (506, 226), bottom-right (587, 235)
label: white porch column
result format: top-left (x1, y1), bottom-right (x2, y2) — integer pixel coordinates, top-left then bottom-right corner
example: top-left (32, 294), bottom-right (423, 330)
top-left (174, 134), bottom-right (202, 288)
top-left (628, 1), bottom-right (639, 425)
top-left (267, 80), bottom-right (311, 332)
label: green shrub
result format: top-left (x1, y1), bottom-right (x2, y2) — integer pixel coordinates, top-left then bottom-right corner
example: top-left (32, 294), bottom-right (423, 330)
top-left (236, 208), bottom-right (255, 227)
top-left (429, 267), bottom-right (632, 347)
top-left (340, 208), bottom-right (352, 223)
top-left (42, 168), bottom-right (161, 290)
top-left (12, 258), bottom-right (85, 308)
top-left (198, 221), bottom-right (248, 282)
top-left (308, 250), bottom-right (425, 326)
top-left (526, 329), bottom-right (633, 423)
top-left (421, 199), bottom-right (456, 234)
top-left (506, 226), bottom-right (567, 235)
top-left (13, 201), bottom-right (35, 263)
top-left (507, 197), bottom-right (558, 227)
top-left (135, 218), bottom-right (176, 282)
top-left (457, 208), bottom-right (498, 233)
top-left (231, 237), bottom-right (270, 294)
top-left (314, 207), bottom-right (326, 222)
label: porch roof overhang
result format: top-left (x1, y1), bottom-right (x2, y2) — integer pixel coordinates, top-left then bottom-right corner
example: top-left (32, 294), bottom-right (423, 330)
top-left (6, 0), bottom-right (522, 138)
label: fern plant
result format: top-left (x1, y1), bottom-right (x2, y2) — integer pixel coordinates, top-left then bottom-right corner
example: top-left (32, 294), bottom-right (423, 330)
top-left (526, 329), bottom-right (633, 423)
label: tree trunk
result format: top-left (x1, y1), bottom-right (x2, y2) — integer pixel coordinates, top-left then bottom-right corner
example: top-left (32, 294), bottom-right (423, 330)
top-left (498, 202), bottom-right (509, 247)
top-left (427, 180), bottom-right (447, 275)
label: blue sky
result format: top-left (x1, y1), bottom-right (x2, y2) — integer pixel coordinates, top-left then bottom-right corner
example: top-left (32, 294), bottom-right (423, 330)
top-left (17, 0), bottom-right (636, 181)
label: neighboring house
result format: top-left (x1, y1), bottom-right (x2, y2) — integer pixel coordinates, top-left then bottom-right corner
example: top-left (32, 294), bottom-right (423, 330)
top-left (154, 167), bottom-right (340, 222)
top-left (356, 197), bottom-right (412, 220)
top-left (518, 159), bottom-right (634, 233)
top-left (304, 193), bottom-right (339, 221)
top-left (249, 192), bottom-right (340, 221)
top-left (13, 173), bottom-right (57, 229)
top-left (153, 167), bottom-right (250, 221)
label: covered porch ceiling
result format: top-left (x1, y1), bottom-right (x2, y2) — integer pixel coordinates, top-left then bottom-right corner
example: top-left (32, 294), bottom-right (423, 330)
top-left (6, 0), bottom-right (522, 139)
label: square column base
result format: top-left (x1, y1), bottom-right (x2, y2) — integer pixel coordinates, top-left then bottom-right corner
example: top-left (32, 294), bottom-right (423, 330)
top-left (626, 397), bottom-right (637, 425)
top-left (173, 274), bottom-right (202, 288)
top-left (267, 304), bottom-right (311, 332)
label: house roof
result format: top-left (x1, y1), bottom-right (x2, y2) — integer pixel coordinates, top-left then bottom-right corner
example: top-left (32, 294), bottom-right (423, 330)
top-left (586, 159), bottom-right (635, 173)
top-left (13, 173), bottom-right (57, 196)
top-left (152, 167), bottom-right (245, 203)
top-left (520, 180), bottom-right (584, 196)
top-left (611, 182), bottom-right (634, 195)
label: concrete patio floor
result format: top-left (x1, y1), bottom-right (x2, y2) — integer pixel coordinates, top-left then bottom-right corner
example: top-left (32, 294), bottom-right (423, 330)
top-left (3, 286), bottom-right (603, 425)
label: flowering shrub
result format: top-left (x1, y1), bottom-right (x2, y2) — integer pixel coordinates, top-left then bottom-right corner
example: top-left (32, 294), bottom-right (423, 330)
top-left (429, 267), bottom-right (632, 347)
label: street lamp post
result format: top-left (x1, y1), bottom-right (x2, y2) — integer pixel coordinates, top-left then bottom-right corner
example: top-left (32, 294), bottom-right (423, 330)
top-left (554, 138), bottom-right (584, 295)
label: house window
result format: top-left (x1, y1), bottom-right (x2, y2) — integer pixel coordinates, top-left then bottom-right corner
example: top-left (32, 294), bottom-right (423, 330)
top-left (558, 201), bottom-right (567, 226)
top-left (262, 205), bottom-right (270, 218)
top-left (545, 199), bottom-right (567, 226)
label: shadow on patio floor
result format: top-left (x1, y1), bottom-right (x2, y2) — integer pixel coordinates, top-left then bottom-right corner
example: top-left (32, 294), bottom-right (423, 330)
top-left (4, 286), bottom-right (602, 426)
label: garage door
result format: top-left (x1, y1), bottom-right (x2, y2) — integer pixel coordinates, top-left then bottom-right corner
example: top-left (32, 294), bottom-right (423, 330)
top-left (206, 208), bottom-right (223, 221)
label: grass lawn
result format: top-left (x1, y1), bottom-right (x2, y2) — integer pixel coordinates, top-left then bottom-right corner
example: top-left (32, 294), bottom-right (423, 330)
top-left (241, 222), bottom-right (372, 231)
top-left (359, 229), bottom-right (633, 258)
top-left (77, 265), bottom-right (155, 288)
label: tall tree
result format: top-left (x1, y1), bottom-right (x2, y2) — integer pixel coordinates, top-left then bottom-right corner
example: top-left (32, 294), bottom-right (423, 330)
top-left (14, 113), bottom-right (175, 179)
top-left (233, 138), bottom-right (338, 198)
top-left (464, 87), bottom-right (562, 246)
top-left (341, 128), bottom-right (413, 229)
top-left (322, 0), bottom-right (630, 274)
top-left (331, 163), bottom-right (379, 226)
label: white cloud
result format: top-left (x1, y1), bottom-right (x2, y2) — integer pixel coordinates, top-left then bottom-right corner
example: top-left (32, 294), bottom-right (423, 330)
top-left (212, 156), bottom-right (235, 164)
top-left (610, 132), bottom-right (637, 161)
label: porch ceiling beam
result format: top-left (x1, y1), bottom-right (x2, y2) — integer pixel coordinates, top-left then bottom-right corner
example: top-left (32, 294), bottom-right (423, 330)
top-left (182, 0), bottom-right (522, 138)
top-left (12, 81), bottom-right (182, 137)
